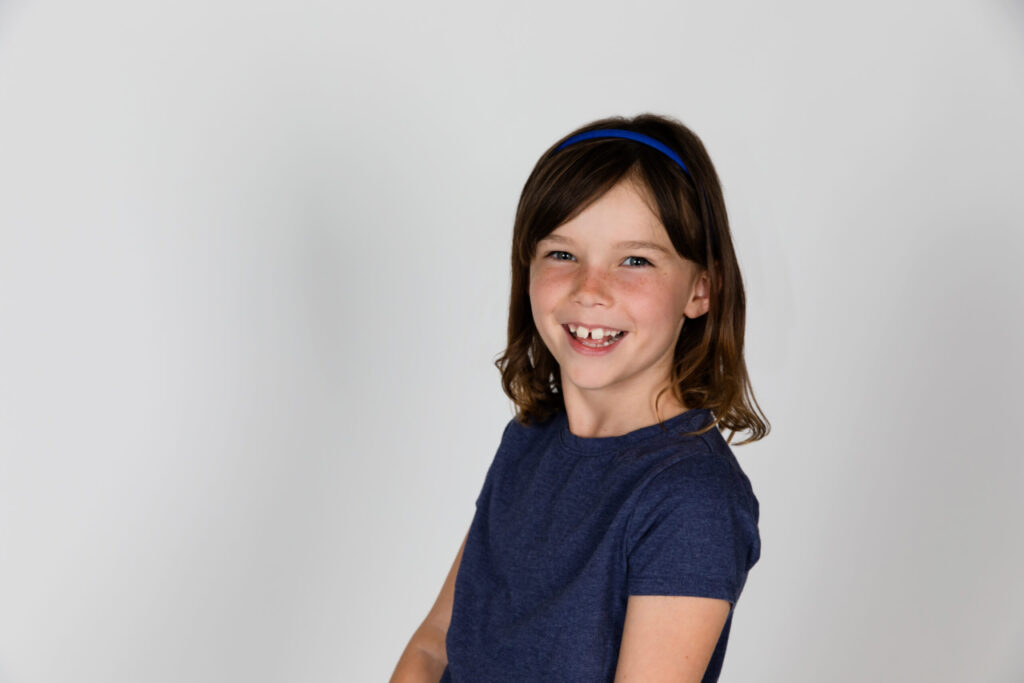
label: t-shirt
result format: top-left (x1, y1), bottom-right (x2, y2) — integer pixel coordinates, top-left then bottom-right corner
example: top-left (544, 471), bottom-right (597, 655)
top-left (439, 407), bottom-right (761, 682)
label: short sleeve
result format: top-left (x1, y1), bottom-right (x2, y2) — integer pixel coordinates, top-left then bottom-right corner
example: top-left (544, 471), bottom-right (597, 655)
top-left (625, 456), bottom-right (761, 604)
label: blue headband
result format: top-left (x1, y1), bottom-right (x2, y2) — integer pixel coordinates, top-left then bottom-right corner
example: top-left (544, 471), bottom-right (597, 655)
top-left (555, 129), bottom-right (693, 180)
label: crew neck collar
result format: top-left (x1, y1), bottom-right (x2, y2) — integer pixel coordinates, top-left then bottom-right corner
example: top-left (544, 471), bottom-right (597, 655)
top-left (557, 407), bottom-right (712, 456)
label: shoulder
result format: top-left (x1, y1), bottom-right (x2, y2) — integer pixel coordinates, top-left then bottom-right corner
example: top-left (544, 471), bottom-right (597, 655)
top-left (631, 452), bottom-right (744, 530)
top-left (480, 413), bottom-right (559, 483)
top-left (500, 410), bottom-right (562, 452)
top-left (639, 430), bottom-right (754, 505)
top-left (626, 431), bottom-right (761, 557)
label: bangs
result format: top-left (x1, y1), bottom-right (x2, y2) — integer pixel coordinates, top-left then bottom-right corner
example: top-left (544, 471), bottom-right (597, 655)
top-left (514, 138), bottom-right (705, 269)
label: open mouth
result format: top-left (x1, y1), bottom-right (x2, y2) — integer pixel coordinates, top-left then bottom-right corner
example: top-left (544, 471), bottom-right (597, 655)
top-left (562, 324), bottom-right (627, 349)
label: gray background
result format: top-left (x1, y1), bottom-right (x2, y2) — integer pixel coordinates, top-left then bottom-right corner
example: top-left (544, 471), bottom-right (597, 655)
top-left (1, 0), bottom-right (1022, 681)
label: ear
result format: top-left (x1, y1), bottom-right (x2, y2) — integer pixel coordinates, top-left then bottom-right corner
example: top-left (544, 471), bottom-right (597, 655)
top-left (683, 267), bottom-right (711, 319)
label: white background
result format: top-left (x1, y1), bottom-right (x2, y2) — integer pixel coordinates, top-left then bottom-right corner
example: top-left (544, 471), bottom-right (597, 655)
top-left (1, 0), bottom-right (1022, 681)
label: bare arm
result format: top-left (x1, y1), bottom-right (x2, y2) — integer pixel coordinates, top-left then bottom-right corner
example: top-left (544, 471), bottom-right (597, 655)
top-left (613, 594), bottom-right (731, 682)
top-left (389, 528), bottom-right (469, 683)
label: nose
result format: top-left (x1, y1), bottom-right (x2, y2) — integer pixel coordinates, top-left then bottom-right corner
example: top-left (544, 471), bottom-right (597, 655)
top-left (571, 265), bottom-right (612, 307)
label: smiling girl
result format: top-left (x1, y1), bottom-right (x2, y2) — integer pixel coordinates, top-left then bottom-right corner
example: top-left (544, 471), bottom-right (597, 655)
top-left (391, 113), bottom-right (769, 683)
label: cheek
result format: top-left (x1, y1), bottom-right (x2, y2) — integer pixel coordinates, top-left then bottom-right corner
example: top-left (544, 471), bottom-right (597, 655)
top-left (614, 275), bottom-right (649, 296)
top-left (527, 278), bottom-right (541, 309)
top-left (617, 272), bottom-right (664, 299)
top-left (526, 276), bottom-right (548, 325)
top-left (630, 279), bottom-right (688, 320)
top-left (528, 268), bottom-right (561, 302)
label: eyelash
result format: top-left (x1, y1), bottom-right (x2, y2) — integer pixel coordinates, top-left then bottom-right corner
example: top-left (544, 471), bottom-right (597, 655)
top-left (544, 251), bottom-right (654, 267)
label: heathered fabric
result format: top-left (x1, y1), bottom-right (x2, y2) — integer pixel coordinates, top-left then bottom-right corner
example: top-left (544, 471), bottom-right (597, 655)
top-left (440, 407), bottom-right (761, 682)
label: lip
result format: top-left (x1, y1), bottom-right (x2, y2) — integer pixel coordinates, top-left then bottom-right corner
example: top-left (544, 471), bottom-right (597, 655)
top-left (562, 324), bottom-right (627, 355)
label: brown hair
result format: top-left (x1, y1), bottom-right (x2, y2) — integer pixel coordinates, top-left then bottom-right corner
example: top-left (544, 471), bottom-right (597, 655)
top-left (493, 113), bottom-right (769, 445)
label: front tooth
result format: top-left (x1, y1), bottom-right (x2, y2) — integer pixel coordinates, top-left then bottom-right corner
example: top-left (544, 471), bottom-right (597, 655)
top-left (577, 325), bottom-right (592, 339)
top-left (592, 327), bottom-right (607, 340)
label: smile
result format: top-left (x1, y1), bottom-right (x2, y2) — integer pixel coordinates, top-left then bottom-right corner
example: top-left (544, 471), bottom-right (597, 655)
top-left (566, 322), bottom-right (625, 341)
top-left (562, 324), bottom-right (628, 354)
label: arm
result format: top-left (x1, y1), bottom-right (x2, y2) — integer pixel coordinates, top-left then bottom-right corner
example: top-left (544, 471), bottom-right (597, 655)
top-left (612, 595), bottom-right (731, 682)
top-left (389, 528), bottom-right (469, 683)
top-left (617, 457), bottom-right (757, 681)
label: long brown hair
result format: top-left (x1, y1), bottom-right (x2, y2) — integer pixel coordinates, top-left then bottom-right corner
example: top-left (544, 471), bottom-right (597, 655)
top-left (493, 113), bottom-right (769, 445)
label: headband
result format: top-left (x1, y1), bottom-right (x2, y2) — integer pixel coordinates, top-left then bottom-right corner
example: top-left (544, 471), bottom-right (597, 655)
top-left (554, 128), bottom-right (693, 180)
top-left (555, 127), bottom-right (713, 235)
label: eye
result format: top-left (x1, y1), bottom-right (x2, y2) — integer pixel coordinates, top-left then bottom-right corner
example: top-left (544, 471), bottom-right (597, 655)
top-left (545, 250), bottom-right (575, 261)
top-left (623, 256), bottom-right (653, 267)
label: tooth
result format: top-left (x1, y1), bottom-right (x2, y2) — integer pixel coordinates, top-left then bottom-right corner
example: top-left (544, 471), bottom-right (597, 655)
top-left (577, 325), bottom-right (591, 339)
top-left (592, 327), bottom-right (606, 340)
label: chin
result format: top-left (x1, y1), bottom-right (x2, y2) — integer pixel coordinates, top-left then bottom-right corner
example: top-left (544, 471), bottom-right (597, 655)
top-left (562, 370), bottom-right (620, 391)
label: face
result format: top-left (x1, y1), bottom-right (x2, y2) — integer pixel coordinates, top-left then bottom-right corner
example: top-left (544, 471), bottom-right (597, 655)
top-left (528, 178), bottom-right (709, 410)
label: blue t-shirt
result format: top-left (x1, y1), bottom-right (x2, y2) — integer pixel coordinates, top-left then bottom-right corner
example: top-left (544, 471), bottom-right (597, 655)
top-left (440, 407), bottom-right (761, 682)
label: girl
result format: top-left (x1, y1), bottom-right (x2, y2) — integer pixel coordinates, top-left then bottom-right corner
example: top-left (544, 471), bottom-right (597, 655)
top-left (391, 113), bottom-right (769, 683)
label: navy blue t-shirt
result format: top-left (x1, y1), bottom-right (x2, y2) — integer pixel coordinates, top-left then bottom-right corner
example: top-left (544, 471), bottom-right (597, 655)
top-left (440, 407), bottom-right (761, 682)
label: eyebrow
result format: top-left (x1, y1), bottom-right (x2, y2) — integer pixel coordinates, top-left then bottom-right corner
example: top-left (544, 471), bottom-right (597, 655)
top-left (538, 234), bottom-right (672, 255)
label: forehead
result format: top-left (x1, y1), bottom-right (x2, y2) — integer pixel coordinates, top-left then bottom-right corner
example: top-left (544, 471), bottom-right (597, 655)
top-left (539, 178), bottom-right (668, 246)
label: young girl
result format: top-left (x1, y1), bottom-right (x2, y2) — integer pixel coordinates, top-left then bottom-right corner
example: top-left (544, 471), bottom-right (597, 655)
top-left (391, 113), bottom-right (768, 683)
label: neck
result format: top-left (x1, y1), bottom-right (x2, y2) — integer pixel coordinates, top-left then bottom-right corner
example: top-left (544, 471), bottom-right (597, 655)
top-left (561, 386), bottom-right (689, 439)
